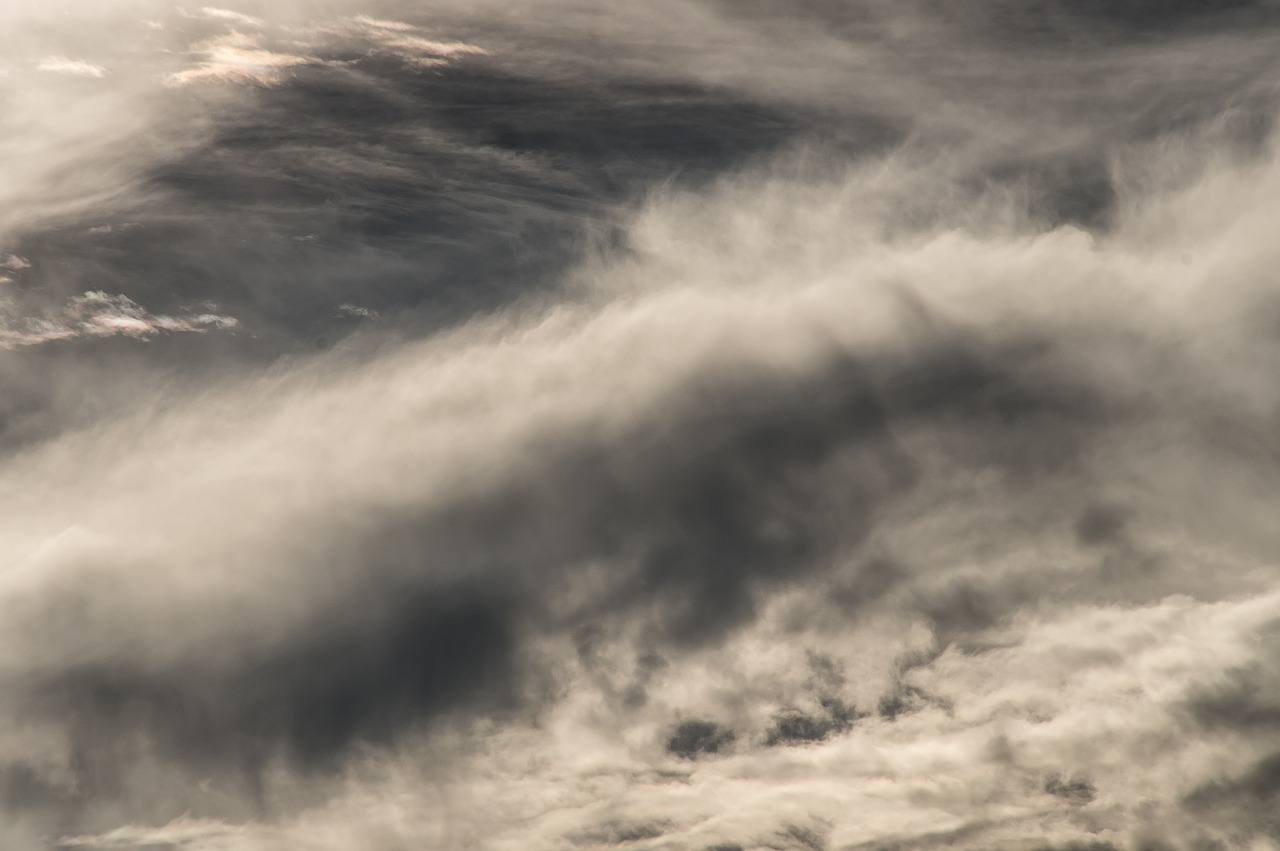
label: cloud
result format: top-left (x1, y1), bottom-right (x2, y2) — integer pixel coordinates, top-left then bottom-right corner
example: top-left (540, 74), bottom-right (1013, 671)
top-left (1, 2), bottom-right (1280, 850)
top-left (35, 57), bottom-right (107, 78)
top-left (351, 14), bottom-right (418, 32)
top-left (165, 9), bottom-right (489, 87)
top-left (197, 7), bottom-right (265, 27)
top-left (348, 19), bottom-right (489, 68)
top-left (58, 818), bottom-right (241, 849)
top-left (167, 32), bottom-right (320, 87)
top-left (347, 13), bottom-right (488, 55)
top-left (0, 130), bottom-right (1272, 848)
top-left (0, 291), bottom-right (237, 350)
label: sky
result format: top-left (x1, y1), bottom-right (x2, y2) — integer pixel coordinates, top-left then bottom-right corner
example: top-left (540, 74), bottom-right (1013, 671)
top-left (2, 1), bottom-right (1280, 849)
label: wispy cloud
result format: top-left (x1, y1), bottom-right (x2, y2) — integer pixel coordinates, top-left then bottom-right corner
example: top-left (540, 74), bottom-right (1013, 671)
top-left (348, 13), bottom-right (488, 67)
top-left (57, 818), bottom-right (241, 849)
top-left (351, 14), bottom-right (418, 33)
top-left (167, 32), bottom-right (319, 87)
top-left (372, 34), bottom-right (488, 67)
top-left (35, 56), bottom-right (107, 78)
top-left (0, 291), bottom-right (237, 350)
top-left (198, 6), bottom-right (265, 27)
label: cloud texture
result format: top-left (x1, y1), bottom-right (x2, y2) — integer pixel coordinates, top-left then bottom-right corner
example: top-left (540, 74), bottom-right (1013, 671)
top-left (3, 1), bottom-right (1280, 849)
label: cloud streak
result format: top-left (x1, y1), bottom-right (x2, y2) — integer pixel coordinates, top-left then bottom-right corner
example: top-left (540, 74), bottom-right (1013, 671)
top-left (0, 291), bottom-right (238, 350)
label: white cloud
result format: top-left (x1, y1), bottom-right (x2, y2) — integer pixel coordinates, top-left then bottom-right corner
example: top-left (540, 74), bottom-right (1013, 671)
top-left (58, 817), bottom-right (241, 849)
top-left (0, 291), bottom-right (238, 350)
top-left (374, 34), bottom-right (488, 66)
top-left (345, 19), bottom-right (489, 68)
top-left (35, 56), bottom-right (106, 77)
top-left (351, 14), bottom-right (418, 33)
top-left (167, 31), bottom-right (319, 87)
top-left (198, 6), bottom-right (265, 27)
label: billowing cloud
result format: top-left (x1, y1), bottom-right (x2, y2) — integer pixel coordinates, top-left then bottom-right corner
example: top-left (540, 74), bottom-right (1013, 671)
top-left (1, 1), bottom-right (1279, 850)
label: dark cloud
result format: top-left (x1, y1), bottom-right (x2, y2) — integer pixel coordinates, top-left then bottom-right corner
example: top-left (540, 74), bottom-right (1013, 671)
top-left (567, 819), bottom-right (671, 846)
top-left (877, 684), bottom-right (933, 721)
top-left (843, 820), bottom-right (994, 851)
top-left (1184, 623), bottom-right (1280, 731)
top-left (1044, 776), bottom-right (1096, 805)
top-left (1054, 0), bottom-right (1271, 30)
top-left (762, 701), bottom-right (856, 747)
top-left (0, 763), bottom-right (72, 814)
top-left (984, 154), bottom-right (1118, 230)
top-left (770, 824), bottom-right (830, 851)
top-left (14, 583), bottom-right (516, 836)
top-left (1187, 751), bottom-right (1280, 804)
top-left (925, 0), bottom-right (1280, 43)
top-left (1075, 504), bottom-right (1130, 547)
top-left (1183, 752), bottom-right (1280, 835)
top-left (666, 720), bottom-right (736, 759)
top-left (1186, 670), bottom-right (1280, 728)
top-left (7, 52), bottom-right (817, 350)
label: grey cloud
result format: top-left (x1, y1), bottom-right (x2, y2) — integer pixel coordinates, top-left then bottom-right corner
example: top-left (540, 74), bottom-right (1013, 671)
top-left (1183, 752), bottom-right (1280, 834)
top-left (1185, 666), bottom-right (1280, 732)
top-left (1075, 504), bottom-right (1130, 547)
top-left (666, 720), bottom-right (736, 759)
top-left (0, 315), bottom-right (1128, 833)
